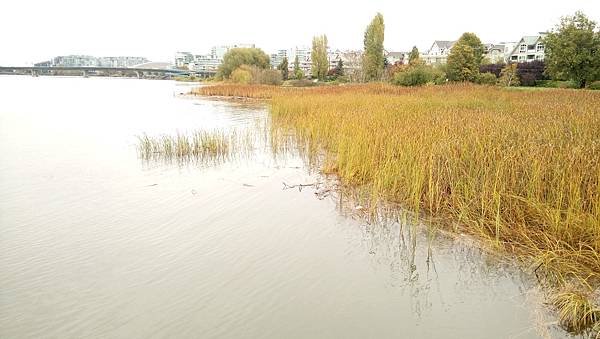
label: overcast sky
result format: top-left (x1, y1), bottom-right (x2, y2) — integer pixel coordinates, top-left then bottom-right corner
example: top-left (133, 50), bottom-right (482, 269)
top-left (2, 0), bottom-right (599, 65)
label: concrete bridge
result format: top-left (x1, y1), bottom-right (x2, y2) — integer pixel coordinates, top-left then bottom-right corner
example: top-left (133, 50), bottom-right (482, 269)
top-left (0, 66), bottom-right (216, 79)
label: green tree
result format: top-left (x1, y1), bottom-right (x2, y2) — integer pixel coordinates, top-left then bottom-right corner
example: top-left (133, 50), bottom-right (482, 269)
top-left (335, 59), bottom-right (344, 76)
top-left (446, 32), bottom-right (485, 82)
top-left (363, 13), bottom-right (385, 81)
top-left (217, 48), bottom-right (270, 79)
top-left (498, 63), bottom-right (520, 87)
top-left (408, 46), bottom-right (420, 65)
top-left (544, 11), bottom-right (600, 88)
top-left (311, 35), bottom-right (329, 80)
top-left (277, 57), bottom-right (289, 80)
top-left (293, 55), bottom-right (304, 79)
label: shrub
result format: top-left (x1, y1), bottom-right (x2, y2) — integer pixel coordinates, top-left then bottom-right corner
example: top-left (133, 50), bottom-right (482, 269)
top-left (480, 63), bottom-right (505, 77)
top-left (230, 67), bottom-right (253, 84)
top-left (253, 69), bottom-right (283, 85)
top-left (230, 65), bottom-right (282, 85)
top-left (283, 79), bottom-right (318, 87)
top-left (535, 80), bottom-right (578, 89)
top-left (477, 72), bottom-right (497, 85)
top-left (517, 60), bottom-right (548, 86)
top-left (392, 64), bottom-right (446, 86)
top-left (587, 81), bottom-right (600, 90)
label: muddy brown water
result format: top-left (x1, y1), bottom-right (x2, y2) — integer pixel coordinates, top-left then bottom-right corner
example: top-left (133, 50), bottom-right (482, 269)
top-left (0, 76), bottom-right (577, 338)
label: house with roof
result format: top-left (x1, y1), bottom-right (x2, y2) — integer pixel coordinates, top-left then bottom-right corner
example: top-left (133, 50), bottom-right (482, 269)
top-left (385, 51), bottom-right (407, 65)
top-left (422, 40), bottom-right (456, 64)
top-left (483, 43), bottom-right (506, 63)
top-left (507, 34), bottom-right (547, 63)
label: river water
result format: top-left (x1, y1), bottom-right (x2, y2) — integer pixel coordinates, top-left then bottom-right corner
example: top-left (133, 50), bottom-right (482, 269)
top-left (0, 76), bottom-right (574, 338)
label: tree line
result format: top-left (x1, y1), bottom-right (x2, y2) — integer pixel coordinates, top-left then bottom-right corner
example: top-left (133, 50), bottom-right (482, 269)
top-left (216, 11), bottom-right (600, 89)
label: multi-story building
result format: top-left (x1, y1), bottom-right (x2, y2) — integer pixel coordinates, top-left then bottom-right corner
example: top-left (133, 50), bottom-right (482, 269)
top-left (175, 52), bottom-right (194, 68)
top-left (97, 56), bottom-right (149, 68)
top-left (421, 39), bottom-right (519, 64)
top-left (270, 49), bottom-right (288, 69)
top-left (507, 34), bottom-right (547, 63)
top-left (327, 49), bottom-right (344, 70)
top-left (332, 50), bottom-right (363, 80)
top-left (188, 54), bottom-right (221, 72)
top-left (184, 44), bottom-right (257, 72)
top-left (288, 46), bottom-right (312, 75)
top-left (385, 51), bottom-right (407, 65)
top-left (51, 55), bottom-right (98, 67)
top-left (43, 55), bottom-right (149, 68)
top-left (422, 40), bottom-right (456, 65)
top-left (483, 44), bottom-right (506, 64)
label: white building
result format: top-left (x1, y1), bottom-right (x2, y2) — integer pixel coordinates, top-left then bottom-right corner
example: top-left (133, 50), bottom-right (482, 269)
top-left (483, 44), bottom-right (506, 64)
top-left (188, 55), bottom-right (221, 72)
top-left (183, 44), bottom-right (257, 72)
top-left (502, 42), bottom-right (517, 62)
top-left (422, 40), bottom-right (456, 65)
top-left (338, 50), bottom-right (363, 79)
top-left (288, 46), bottom-right (312, 75)
top-left (385, 51), bottom-right (407, 65)
top-left (507, 34), bottom-right (547, 63)
top-left (97, 56), bottom-right (149, 68)
top-left (175, 52), bottom-right (194, 68)
top-left (270, 49), bottom-right (288, 69)
top-left (328, 49), bottom-right (344, 70)
top-left (47, 55), bottom-right (149, 67)
top-left (51, 55), bottom-right (98, 67)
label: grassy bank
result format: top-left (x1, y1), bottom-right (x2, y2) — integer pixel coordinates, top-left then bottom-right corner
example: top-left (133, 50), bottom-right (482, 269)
top-left (195, 83), bottom-right (600, 333)
top-left (190, 83), bottom-right (419, 98)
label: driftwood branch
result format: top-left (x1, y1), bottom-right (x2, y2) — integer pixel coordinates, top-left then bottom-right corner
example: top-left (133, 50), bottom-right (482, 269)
top-left (282, 181), bottom-right (320, 192)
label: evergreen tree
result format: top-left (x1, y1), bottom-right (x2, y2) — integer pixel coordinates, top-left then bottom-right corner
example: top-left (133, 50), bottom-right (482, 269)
top-left (362, 13), bottom-right (385, 81)
top-left (277, 57), bottom-right (289, 80)
top-left (335, 59), bottom-right (344, 76)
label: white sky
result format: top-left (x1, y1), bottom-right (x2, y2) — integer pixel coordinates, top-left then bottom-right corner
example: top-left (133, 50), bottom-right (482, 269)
top-left (2, 0), bottom-right (599, 65)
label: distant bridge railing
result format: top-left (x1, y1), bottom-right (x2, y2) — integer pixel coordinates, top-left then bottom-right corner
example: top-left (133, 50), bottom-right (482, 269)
top-left (0, 66), bottom-right (217, 78)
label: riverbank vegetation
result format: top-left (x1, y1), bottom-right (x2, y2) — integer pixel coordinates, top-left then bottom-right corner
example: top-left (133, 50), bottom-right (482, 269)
top-left (193, 82), bottom-right (600, 334)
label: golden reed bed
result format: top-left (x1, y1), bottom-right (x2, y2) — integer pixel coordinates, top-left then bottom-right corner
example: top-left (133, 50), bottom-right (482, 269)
top-left (195, 83), bottom-right (600, 333)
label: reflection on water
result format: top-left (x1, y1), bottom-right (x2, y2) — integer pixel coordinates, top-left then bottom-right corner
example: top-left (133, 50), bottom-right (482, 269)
top-left (0, 76), bottom-right (575, 338)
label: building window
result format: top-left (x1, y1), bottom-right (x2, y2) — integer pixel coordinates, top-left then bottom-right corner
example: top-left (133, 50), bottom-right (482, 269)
top-left (511, 56), bottom-right (518, 61)
top-left (527, 55), bottom-right (534, 60)
top-left (518, 55), bottom-right (526, 61)
top-left (535, 55), bottom-right (544, 60)
top-left (536, 43), bottom-right (544, 52)
top-left (519, 43), bottom-right (526, 53)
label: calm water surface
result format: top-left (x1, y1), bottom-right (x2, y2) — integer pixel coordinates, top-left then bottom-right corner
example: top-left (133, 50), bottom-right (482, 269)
top-left (0, 76), bottom-right (572, 338)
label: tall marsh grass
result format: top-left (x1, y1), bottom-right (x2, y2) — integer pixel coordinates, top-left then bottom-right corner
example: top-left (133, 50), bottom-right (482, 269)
top-left (196, 83), bottom-right (600, 332)
top-left (136, 129), bottom-right (255, 165)
top-left (190, 84), bottom-right (286, 99)
top-left (271, 85), bottom-right (600, 278)
top-left (190, 83), bottom-right (419, 99)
